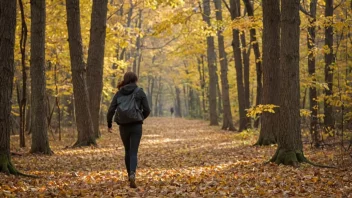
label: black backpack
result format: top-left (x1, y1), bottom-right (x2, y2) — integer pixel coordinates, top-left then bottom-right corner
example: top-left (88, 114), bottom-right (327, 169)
top-left (115, 88), bottom-right (143, 124)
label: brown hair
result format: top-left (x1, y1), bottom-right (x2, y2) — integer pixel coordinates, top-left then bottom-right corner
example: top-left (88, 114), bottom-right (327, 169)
top-left (117, 72), bottom-right (138, 90)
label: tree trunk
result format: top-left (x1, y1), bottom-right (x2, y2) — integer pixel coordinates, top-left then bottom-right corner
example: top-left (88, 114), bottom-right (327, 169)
top-left (197, 56), bottom-right (206, 119)
top-left (18, 0), bottom-right (28, 148)
top-left (147, 76), bottom-right (154, 116)
top-left (86, 0), bottom-right (108, 139)
top-left (230, 0), bottom-right (247, 131)
top-left (307, 0), bottom-right (319, 147)
top-left (183, 84), bottom-right (189, 117)
top-left (66, 0), bottom-right (96, 147)
top-left (30, 0), bottom-right (52, 154)
top-left (175, 86), bottom-right (182, 117)
top-left (25, 101), bottom-right (31, 132)
top-left (0, 0), bottom-right (21, 174)
top-left (241, 32), bottom-right (251, 128)
top-left (216, 79), bottom-right (222, 117)
top-left (270, 0), bottom-right (304, 166)
top-left (133, 9), bottom-right (142, 74)
top-left (255, 0), bottom-right (280, 145)
top-left (324, 0), bottom-right (334, 130)
top-left (242, 0), bottom-right (262, 129)
top-left (202, 0), bottom-right (218, 125)
top-left (214, 0), bottom-right (236, 131)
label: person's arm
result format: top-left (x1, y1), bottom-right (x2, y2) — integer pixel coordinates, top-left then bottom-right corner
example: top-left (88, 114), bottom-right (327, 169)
top-left (107, 92), bottom-right (118, 128)
top-left (140, 89), bottom-right (151, 119)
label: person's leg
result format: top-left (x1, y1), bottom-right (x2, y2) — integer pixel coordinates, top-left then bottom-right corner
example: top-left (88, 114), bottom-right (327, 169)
top-left (129, 124), bottom-right (142, 173)
top-left (119, 126), bottom-right (131, 175)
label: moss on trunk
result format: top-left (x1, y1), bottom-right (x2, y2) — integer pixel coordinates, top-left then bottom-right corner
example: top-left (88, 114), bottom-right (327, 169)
top-left (0, 154), bottom-right (20, 175)
top-left (269, 148), bottom-right (305, 167)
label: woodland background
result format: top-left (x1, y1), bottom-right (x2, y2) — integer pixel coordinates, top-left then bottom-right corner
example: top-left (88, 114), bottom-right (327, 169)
top-left (0, 0), bottom-right (352, 196)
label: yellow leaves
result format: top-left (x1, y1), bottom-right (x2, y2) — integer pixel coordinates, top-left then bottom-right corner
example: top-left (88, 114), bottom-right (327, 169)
top-left (230, 16), bottom-right (262, 31)
top-left (145, 0), bottom-right (185, 9)
top-left (2, 117), bottom-right (352, 197)
top-left (300, 109), bottom-right (312, 117)
top-left (246, 104), bottom-right (279, 118)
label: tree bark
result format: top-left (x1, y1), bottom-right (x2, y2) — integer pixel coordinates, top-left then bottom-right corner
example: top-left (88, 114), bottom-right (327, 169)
top-left (324, 0), bottom-right (334, 130)
top-left (18, 0), bottom-right (28, 148)
top-left (230, 0), bottom-right (247, 131)
top-left (147, 76), bottom-right (154, 116)
top-left (241, 32), bottom-right (251, 128)
top-left (175, 86), bottom-right (182, 117)
top-left (270, 0), bottom-right (304, 166)
top-left (66, 0), bottom-right (96, 147)
top-left (86, 0), bottom-right (108, 139)
top-left (242, 0), bottom-right (262, 129)
top-left (202, 0), bottom-right (218, 125)
top-left (0, 0), bottom-right (21, 174)
top-left (307, 0), bottom-right (320, 147)
top-left (214, 0), bottom-right (236, 131)
top-left (30, 0), bottom-right (52, 154)
top-left (255, 0), bottom-right (280, 145)
top-left (197, 56), bottom-right (206, 119)
top-left (133, 9), bottom-right (142, 74)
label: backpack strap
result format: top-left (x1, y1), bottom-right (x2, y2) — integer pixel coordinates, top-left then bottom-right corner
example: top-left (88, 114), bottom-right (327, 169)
top-left (132, 87), bottom-right (141, 110)
top-left (132, 87), bottom-right (140, 95)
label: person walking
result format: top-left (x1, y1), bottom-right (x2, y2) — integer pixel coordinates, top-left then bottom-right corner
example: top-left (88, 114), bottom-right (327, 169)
top-left (107, 72), bottom-right (150, 188)
top-left (170, 107), bottom-right (174, 117)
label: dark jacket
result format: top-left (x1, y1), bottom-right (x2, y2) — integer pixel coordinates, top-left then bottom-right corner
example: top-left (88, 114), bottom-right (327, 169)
top-left (107, 83), bottom-right (151, 127)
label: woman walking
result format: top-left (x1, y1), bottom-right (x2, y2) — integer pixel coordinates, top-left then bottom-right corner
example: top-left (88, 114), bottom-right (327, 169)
top-left (107, 72), bottom-right (150, 188)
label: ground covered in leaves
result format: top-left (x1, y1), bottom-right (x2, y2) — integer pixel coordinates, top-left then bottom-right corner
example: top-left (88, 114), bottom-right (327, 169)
top-left (1, 117), bottom-right (352, 197)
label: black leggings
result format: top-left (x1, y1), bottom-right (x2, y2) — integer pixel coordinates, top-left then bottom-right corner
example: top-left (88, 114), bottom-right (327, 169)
top-left (119, 124), bottom-right (142, 175)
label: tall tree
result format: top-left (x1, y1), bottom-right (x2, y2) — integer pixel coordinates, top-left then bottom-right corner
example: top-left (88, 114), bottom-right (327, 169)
top-left (133, 9), bottom-right (143, 74)
top-left (306, 0), bottom-right (320, 147)
top-left (270, 0), bottom-right (304, 166)
top-left (214, 0), bottom-right (236, 131)
top-left (175, 86), bottom-right (182, 117)
top-left (202, 0), bottom-right (218, 125)
top-left (0, 0), bottom-right (20, 174)
top-left (86, 0), bottom-right (108, 139)
top-left (229, 0), bottom-right (247, 131)
top-left (240, 33), bottom-right (251, 128)
top-left (242, 0), bottom-right (262, 129)
top-left (324, 0), bottom-right (334, 130)
top-left (18, 0), bottom-right (28, 148)
top-left (30, 0), bottom-right (52, 154)
top-left (255, 0), bottom-right (280, 145)
top-left (66, 0), bottom-right (96, 147)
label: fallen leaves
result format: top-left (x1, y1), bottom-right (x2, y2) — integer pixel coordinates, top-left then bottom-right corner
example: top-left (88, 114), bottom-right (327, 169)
top-left (1, 117), bottom-right (352, 197)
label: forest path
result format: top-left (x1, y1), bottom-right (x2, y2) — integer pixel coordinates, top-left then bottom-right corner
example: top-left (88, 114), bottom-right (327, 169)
top-left (1, 117), bottom-right (351, 197)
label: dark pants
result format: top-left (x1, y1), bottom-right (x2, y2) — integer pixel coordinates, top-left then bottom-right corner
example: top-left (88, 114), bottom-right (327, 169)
top-left (119, 124), bottom-right (142, 175)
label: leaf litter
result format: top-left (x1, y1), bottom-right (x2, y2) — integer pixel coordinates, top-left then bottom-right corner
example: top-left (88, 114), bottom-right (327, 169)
top-left (1, 117), bottom-right (351, 197)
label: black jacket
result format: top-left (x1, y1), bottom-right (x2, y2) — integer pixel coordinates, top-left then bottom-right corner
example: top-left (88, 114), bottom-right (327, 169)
top-left (107, 83), bottom-right (150, 127)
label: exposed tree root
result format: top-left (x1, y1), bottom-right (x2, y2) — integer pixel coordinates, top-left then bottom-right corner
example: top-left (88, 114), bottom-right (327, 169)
top-left (253, 137), bottom-right (276, 146)
top-left (268, 149), bottom-right (336, 168)
top-left (72, 139), bottom-right (97, 148)
top-left (0, 154), bottom-right (38, 177)
top-left (30, 148), bottom-right (54, 155)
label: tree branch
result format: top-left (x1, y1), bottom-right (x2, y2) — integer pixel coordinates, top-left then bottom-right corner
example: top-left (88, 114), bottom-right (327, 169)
top-left (222, 0), bottom-right (231, 13)
top-left (334, 0), bottom-right (345, 10)
top-left (299, 4), bottom-right (312, 17)
top-left (142, 36), bottom-right (180, 50)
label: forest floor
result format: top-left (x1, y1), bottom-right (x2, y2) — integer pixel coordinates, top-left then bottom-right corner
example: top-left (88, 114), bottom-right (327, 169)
top-left (1, 117), bottom-right (352, 197)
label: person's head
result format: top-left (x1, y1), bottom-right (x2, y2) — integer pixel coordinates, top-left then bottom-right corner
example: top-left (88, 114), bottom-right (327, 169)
top-left (117, 72), bottom-right (138, 90)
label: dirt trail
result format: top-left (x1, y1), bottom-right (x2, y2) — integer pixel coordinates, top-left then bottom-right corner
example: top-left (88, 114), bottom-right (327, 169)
top-left (1, 117), bottom-right (351, 197)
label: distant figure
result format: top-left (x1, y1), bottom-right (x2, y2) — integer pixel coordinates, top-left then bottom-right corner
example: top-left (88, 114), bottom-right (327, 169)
top-left (107, 72), bottom-right (151, 188)
top-left (170, 107), bottom-right (174, 116)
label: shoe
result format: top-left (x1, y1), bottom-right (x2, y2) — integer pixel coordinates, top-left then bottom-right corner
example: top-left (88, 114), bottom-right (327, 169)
top-left (129, 172), bottom-right (137, 188)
